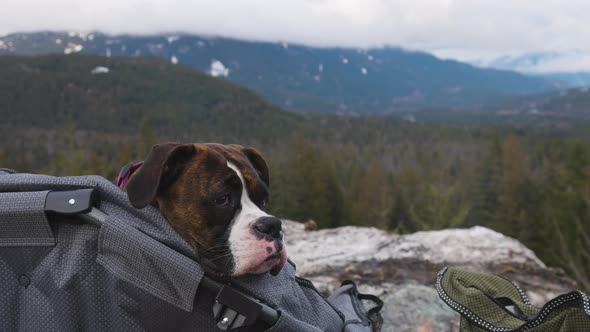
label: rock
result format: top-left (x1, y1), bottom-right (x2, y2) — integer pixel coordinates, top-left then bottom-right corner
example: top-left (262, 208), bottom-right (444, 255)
top-left (283, 220), bottom-right (578, 331)
top-left (380, 284), bottom-right (460, 332)
top-left (304, 219), bottom-right (318, 231)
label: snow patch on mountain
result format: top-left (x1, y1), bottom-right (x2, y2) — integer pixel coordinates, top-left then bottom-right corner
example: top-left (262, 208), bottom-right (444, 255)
top-left (167, 35), bottom-right (180, 43)
top-left (0, 40), bottom-right (13, 51)
top-left (67, 31), bottom-right (89, 41)
top-left (91, 66), bottom-right (109, 74)
top-left (64, 43), bottom-right (83, 54)
top-left (209, 60), bottom-right (230, 77)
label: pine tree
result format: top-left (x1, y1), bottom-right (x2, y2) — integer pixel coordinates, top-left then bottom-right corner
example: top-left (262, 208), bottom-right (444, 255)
top-left (494, 135), bottom-right (531, 237)
top-left (348, 160), bottom-right (392, 228)
top-left (466, 136), bottom-right (502, 227)
top-left (388, 190), bottom-right (415, 233)
top-left (272, 138), bottom-right (343, 228)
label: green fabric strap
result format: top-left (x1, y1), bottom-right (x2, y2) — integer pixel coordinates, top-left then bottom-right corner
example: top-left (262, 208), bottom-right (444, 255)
top-left (436, 267), bottom-right (590, 331)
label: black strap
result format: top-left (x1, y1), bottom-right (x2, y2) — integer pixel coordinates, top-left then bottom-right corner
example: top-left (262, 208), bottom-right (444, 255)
top-left (201, 277), bottom-right (279, 331)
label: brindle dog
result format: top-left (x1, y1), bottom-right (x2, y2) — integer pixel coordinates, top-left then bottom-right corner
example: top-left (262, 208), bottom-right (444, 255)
top-left (124, 143), bottom-right (287, 276)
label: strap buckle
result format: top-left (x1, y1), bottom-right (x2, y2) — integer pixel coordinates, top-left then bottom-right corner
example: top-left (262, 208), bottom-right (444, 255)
top-left (212, 285), bottom-right (270, 331)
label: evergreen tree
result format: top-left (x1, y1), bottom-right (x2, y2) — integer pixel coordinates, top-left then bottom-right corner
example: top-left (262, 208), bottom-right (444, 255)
top-left (466, 136), bottom-right (502, 227)
top-left (408, 183), bottom-right (469, 231)
top-left (348, 160), bottom-right (392, 228)
top-left (272, 138), bottom-right (343, 228)
top-left (388, 190), bottom-right (415, 233)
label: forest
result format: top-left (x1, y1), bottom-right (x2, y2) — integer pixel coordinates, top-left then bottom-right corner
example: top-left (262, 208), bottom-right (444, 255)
top-left (0, 54), bottom-right (588, 293)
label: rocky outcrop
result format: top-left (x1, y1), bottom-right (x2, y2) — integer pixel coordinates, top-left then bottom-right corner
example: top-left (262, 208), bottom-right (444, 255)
top-left (283, 221), bottom-right (578, 332)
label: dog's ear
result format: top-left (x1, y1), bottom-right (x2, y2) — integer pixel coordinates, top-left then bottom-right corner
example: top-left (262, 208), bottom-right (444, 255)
top-left (126, 143), bottom-right (196, 208)
top-left (241, 147), bottom-right (270, 187)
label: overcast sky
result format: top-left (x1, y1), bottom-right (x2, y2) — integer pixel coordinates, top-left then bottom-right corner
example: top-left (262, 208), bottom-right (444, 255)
top-left (2, 0), bottom-right (590, 72)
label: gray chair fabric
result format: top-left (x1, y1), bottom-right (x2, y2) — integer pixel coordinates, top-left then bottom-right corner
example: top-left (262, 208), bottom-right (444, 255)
top-left (0, 190), bottom-right (54, 246)
top-left (0, 171), bottom-right (379, 331)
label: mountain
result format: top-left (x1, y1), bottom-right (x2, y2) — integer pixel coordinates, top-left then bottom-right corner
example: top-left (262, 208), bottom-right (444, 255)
top-left (468, 51), bottom-right (590, 87)
top-left (494, 86), bottom-right (590, 119)
top-left (0, 31), bottom-right (561, 113)
top-left (538, 72), bottom-right (590, 87)
top-left (481, 52), bottom-right (565, 72)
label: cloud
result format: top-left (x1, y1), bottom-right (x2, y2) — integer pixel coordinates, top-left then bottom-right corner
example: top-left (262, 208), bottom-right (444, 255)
top-left (1, 0), bottom-right (590, 71)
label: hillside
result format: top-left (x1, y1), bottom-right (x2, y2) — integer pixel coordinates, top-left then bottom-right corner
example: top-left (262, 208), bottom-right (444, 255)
top-left (0, 54), bottom-right (300, 141)
top-left (0, 31), bottom-right (561, 113)
top-left (539, 72), bottom-right (590, 87)
top-left (404, 86), bottom-right (590, 129)
top-left (502, 87), bottom-right (590, 117)
top-left (445, 86), bottom-right (590, 128)
top-left (471, 51), bottom-right (590, 87)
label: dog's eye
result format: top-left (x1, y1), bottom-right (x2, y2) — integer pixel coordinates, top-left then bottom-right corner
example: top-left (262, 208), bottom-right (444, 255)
top-left (214, 194), bottom-right (230, 206)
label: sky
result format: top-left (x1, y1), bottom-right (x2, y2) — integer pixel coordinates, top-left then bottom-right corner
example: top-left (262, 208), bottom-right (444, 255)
top-left (2, 0), bottom-right (590, 72)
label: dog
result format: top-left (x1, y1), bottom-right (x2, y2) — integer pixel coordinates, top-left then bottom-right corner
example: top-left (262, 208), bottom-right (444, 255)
top-left (121, 143), bottom-right (287, 277)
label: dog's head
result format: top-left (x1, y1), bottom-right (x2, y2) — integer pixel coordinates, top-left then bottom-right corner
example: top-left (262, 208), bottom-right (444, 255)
top-left (125, 143), bottom-right (287, 277)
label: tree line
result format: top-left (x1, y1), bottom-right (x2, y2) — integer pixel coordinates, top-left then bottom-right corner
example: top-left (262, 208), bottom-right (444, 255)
top-left (1, 121), bottom-right (588, 292)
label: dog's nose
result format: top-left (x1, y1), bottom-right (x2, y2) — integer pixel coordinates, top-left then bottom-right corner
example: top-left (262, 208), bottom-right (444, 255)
top-left (252, 217), bottom-right (282, 240)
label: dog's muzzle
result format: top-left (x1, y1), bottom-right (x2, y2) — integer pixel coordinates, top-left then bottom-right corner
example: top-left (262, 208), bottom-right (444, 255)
top-left (251, 216), bottom-right (286, 276)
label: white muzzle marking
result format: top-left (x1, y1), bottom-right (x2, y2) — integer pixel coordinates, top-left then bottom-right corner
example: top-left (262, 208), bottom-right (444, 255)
top-left (227, 161), bottom-right (285, 275)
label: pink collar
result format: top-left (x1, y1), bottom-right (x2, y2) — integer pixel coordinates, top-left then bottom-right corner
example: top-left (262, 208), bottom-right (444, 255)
top-left (116, 161), bottom-right (144, 189)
